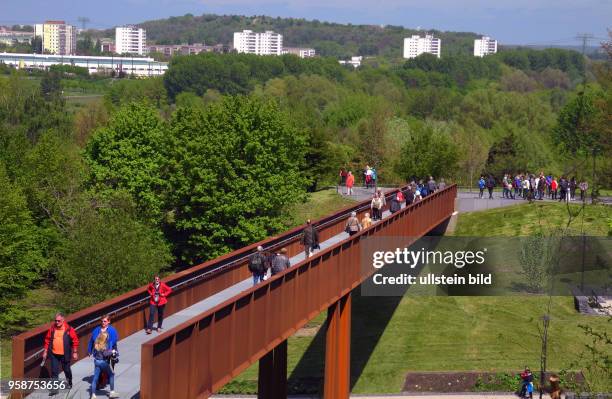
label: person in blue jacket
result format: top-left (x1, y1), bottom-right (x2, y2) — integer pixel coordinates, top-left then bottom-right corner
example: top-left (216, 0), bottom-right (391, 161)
top-left (478, 176), bottom-right (486, 199)
top-left (88, 314), bottom-right (119, 399)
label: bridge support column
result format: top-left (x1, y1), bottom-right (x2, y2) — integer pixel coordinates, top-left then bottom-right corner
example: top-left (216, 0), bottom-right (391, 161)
top-left (324, 292), bottom-right (352, 398)
top-left (258, 339), bottom-right (287, 399)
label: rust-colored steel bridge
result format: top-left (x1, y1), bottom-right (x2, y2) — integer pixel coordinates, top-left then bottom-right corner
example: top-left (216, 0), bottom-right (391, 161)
top-left (13, 185), bottom-right (456, 398)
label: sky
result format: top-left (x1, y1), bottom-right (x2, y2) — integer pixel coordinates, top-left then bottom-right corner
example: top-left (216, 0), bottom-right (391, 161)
top-left (0, 0), bottom-right (609, 45)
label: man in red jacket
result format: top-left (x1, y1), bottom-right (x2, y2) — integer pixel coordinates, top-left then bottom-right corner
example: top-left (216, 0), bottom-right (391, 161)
top-left (42, 312), bottom-right (79, 389)
top-left (146, 276), bottom-right (173, 334)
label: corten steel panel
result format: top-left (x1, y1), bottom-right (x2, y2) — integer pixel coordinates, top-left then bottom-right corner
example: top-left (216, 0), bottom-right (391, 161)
top-left (258, 349), bottom-right (274, 398)
top-left (140, 186), bottom-right (456, 399)
top-left (324, 293), bottom-right (352, 398)
top-left (12, 185), bottom-right (410, 383)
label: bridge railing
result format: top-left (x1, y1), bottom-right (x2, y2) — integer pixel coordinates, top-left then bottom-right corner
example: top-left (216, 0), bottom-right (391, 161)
top-left (140, 185), bottom-right (457, 398)
top-left (12, 185), bottom-right (409, 381)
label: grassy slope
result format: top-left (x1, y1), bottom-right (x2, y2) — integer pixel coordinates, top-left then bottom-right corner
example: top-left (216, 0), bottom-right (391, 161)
top-left (222, 202), bottom-right (612, 394)
top-left (453, 202), bottom-right (611, 237)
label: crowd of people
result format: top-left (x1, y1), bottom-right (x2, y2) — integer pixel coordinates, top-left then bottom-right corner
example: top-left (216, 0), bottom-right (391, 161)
top-left (518, 366), bottom-right (561, 399)
top-left (43, 313), bottom-right (119, 398)
top-left (248, 245), bottom-right (295, 285)
top-left (339, 165), bottom-right (379, 194)
top-left (477, 173), bottom-right (589, 202)
top-left (348, 176), bottom-right (446, 235)
top-left (42, 274), bottom-right (173, 398)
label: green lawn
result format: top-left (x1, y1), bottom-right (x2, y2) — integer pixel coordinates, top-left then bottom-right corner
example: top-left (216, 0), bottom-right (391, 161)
top-left (281, 188), bottom-right (356, 227)
top-left (221, 201), bottom-right (612, 394)
top-left (453, 202), bottom-right (612, 237)
top-left (221, 295), bottom-right (611, 394)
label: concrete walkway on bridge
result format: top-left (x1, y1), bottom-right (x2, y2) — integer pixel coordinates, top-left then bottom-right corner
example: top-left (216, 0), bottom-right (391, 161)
top-left (30, 199), bottom-right (410, 399)
top-left (28, 187), bottom-right (585, 399)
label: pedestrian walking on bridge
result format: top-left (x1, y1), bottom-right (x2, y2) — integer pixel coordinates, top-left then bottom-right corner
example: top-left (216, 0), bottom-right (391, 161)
top-left (345, 211), bottom-right (362, 236)
top-left (146, 276), bottom-right (172, 334)
top-left (301, 219), bottom-right (319, 258)
top-left (271, 248), bottom-right (291, 276)
top-left (249, 246), bottom-right (267, 285)
top-left (42, 312), bottom-right (78, 391)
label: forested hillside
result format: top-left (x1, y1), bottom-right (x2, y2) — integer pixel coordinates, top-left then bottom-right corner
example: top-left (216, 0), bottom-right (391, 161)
top-left (95, 14), bottom-right (479, 58)
top-left (1, 37), bottom-right (610, 336)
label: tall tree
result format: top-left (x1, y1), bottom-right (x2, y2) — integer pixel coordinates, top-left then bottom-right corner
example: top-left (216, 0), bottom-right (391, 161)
top-left (395, 121), bottom-right (459, 180)
top-left (0, 163), bottom-right (47, 332)
top-left (164, 96), bottom-right (308, 263)
top-left (85, 102), bottom-right (168, 224)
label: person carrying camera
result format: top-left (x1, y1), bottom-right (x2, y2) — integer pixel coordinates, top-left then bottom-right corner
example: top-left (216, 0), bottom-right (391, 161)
top-left (146, 275), bottom-right (173, 334)
top-left (88, 314), bottom-right (119, 399)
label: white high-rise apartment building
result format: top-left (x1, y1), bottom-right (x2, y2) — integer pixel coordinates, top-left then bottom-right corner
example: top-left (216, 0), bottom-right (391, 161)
top-left (474, 36), bottom-right (498, 57)
top-left (115, 25), bottom-right (147, 55)
top-left (403, 34), bottom-right (441, 59)
top-left (233, 30), bottom-right (283, 56)
top-left (34, 21), bottom-right (76, 55)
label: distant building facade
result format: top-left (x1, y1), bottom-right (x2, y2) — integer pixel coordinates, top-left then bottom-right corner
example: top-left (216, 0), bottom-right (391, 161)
top-left (100, 39), bottom-right (115, 53)
top-left (474, 36), bottom-right (497, 57)
top-left (34, 21), bottom-right (77, 55)
top-left (0, 52), bottom-right (167, 76)
top-left (233, 30), bottom-right (283, 56)
top-left (0, 28), bottom-right (33, 46)
top-left (115, 25), bottom-right (147, 55)
top-left (339, 56), bottom-right (362, 68)
top-left (148, 43), bottom-right (229, 57)
top-left (403, 34), bottom-right (441, 59)
top-left (282, 47), bottom-right (316, 58)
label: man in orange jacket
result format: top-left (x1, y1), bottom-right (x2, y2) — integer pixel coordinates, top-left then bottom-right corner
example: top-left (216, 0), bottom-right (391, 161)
top-left (42, 312), bottom-right (79, 389)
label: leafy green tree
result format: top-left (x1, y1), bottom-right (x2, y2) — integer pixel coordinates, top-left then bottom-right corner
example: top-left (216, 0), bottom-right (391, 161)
top-left (56, 206), bottom-right (172, 311)
top-left (0, 74), bottom-right (70, 145)
top-left (500, 70), bottom-right (539, 92)
top-left (455, 123), bottom-right (490, 188)
top-left (357, 103), bottom-right (391, 169)
top-left (20, 131), bottom-right (87, 231)
top-left (104, 78), bottom-right (167, 108)
top-left (85, 102), bottom-right (168, 225)
top-left (554, 87), bottom-right (608, 156)
top-left (395, 121), bottom-right (459, 180)
top-left (164, 96), bottom-right (308, 262)
top-left (0, 163), bottom-right (47, 332)
top-left (40, 72), bottom-right (62, 99)
top-left (76, 34), bottom-right (100, 56)
top-left (163, 52), bottom-right (347, 101)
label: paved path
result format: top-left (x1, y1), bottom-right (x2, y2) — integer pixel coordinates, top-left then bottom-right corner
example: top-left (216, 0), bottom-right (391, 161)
top-left (336, 185), bottom-right (394, 202)
top-left (455, 190), bottom-right (611, 213)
